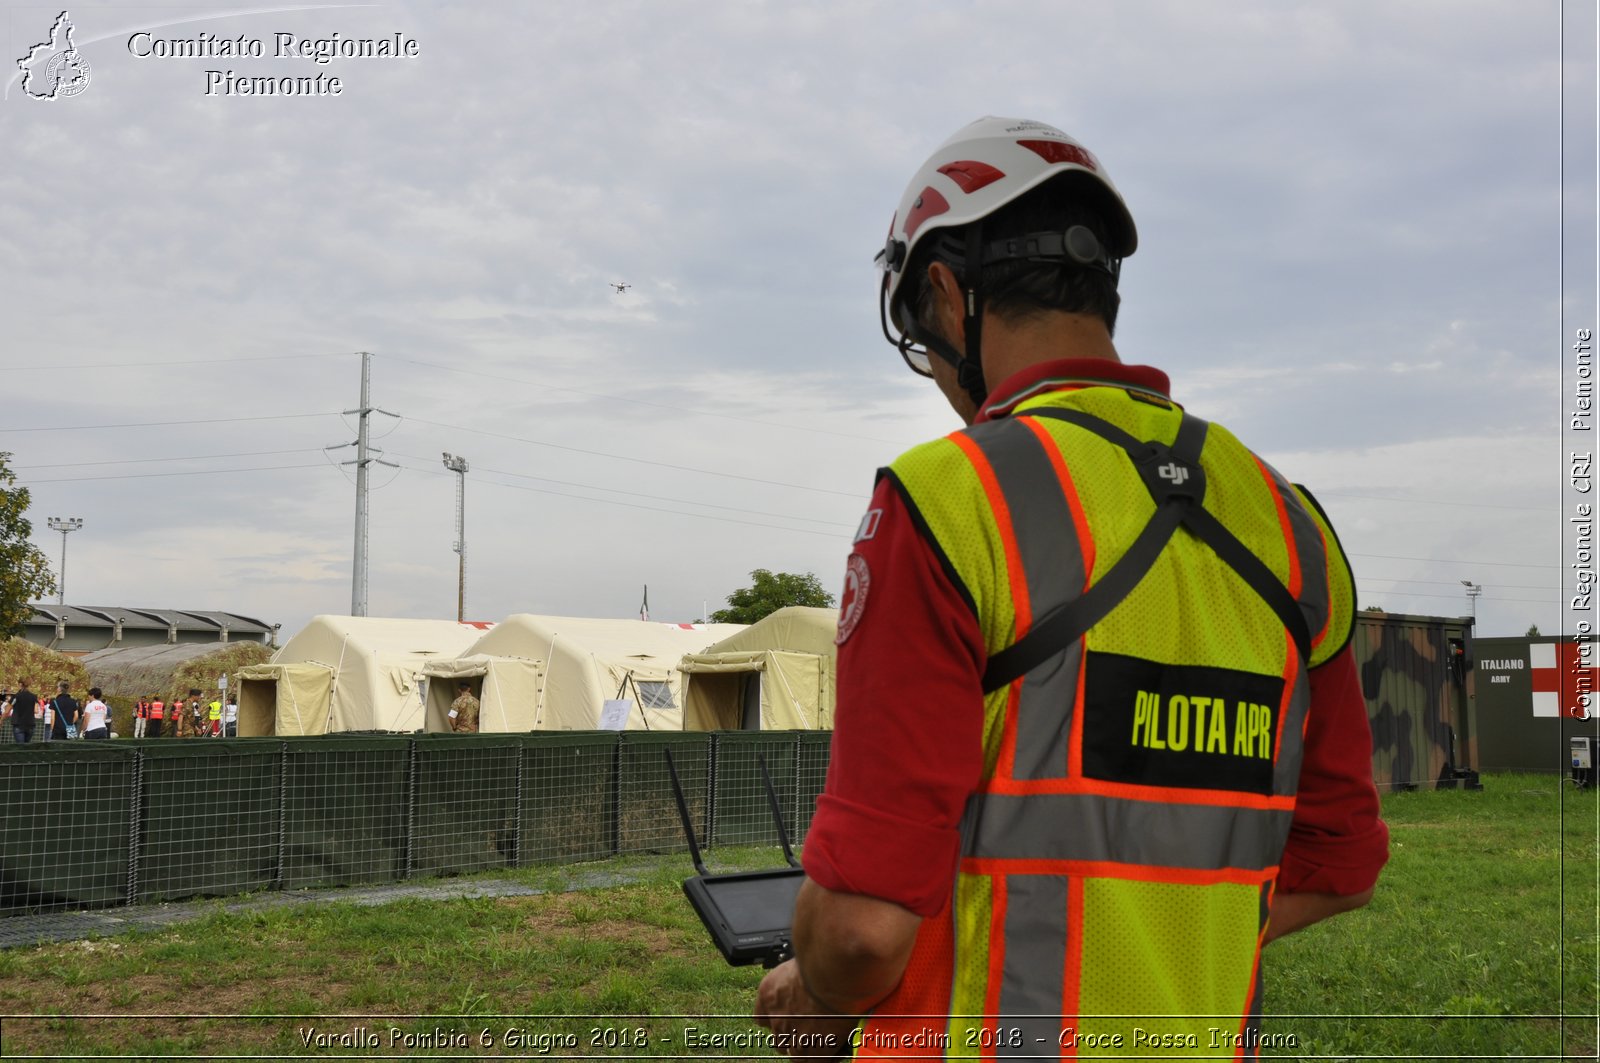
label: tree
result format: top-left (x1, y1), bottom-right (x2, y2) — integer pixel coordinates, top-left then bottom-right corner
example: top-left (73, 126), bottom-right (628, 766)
top-left (0, 453), bottom-right (55, 637)
top-left (1527, 623), bottom-right (1541, 637)
top-left (709, 569), bottom-right (835, 625)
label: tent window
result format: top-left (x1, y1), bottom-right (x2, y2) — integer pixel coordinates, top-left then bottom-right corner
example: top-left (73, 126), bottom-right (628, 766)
top-left (636, 681), bottom-right (675, 709)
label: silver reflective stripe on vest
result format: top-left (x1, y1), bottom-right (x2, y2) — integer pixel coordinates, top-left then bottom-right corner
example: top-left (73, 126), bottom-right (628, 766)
top-left (1259, 462), bottom-right (1333, 654)
top-left (962, 418), bottom-right (1088, 781)
top-left (967, 792), bottom-right (1294, 872)
top-left (1259, 465), bottom-right (1330, 797)
top-left (997, 874), bottom-right (1068, 1057)
top-left (1272, 675), bottom-right (1312, 796)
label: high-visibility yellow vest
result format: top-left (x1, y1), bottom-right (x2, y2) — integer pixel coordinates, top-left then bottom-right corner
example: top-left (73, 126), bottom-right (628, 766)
top-left (208, 701), bottom-right (222, 722)
top-left (858, 382), bottom-right (1355, 1059)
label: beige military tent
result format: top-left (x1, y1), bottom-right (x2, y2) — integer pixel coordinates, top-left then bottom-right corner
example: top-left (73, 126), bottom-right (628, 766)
top-left (233, 616), bottom-right (492, 736)
top-left (421, 615), bottom-right (745, 732)
top-left (679, 606), bottom-right (839, 730)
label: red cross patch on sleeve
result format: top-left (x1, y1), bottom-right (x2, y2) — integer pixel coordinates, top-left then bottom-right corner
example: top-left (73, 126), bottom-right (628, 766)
top-left (835, 554), bottom-right (871, 645)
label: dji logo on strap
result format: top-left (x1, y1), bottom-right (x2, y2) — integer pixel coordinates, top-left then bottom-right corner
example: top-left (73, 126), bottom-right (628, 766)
top-left (1156, 461), bottom-right (1189, 485)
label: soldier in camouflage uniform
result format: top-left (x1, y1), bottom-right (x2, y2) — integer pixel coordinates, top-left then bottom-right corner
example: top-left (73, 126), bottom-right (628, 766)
top-left (449, 683), bottom-right (480, 733)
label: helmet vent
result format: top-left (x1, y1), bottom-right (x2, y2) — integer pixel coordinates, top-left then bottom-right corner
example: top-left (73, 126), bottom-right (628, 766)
top-left (936, 160), bottom-right (1006, 194)
top-left (901, 185), bottom-right (950, 240)
top-left (1017, 139), bottom-right (1099, 171)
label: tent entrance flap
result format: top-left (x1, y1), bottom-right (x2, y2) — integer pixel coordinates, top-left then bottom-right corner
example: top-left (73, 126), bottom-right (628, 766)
top-left (741, 674), bottom-right (762, 731)
top-left (237, 678), bottom-right (276, 738)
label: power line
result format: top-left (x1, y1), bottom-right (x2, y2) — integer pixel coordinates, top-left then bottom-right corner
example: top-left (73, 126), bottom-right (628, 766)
top-left (15, 463), bottom-right (328, 484)
top-left (1362, 589), bottom-right (1557, 606)
top-left (1347, 551), bottom-right (1560, 570)
top-left (381, 354), bottom-right (902, 445)
top-left (6, 352), bottom-right (354, 371)
top-left (405, 415), bottom-right (861, 498)
top-left (390, 457), bottom-right (848, 538)
top-left (15, 448), bottom-right (326, 470)
top-left (1316, 489), bottom-right (1548, 513)
top-left (389, 452), bottom-right (856, 529)
top-left (1359, 576), bottom-right (1560, 593)
top-left (0, 413), bottom-right (337, 433)
top-left (471, 473), bottom-right (851, 539)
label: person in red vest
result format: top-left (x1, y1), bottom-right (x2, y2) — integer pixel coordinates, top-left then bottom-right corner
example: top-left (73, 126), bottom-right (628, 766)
top-left (147, 695), bottom-right (166, 739)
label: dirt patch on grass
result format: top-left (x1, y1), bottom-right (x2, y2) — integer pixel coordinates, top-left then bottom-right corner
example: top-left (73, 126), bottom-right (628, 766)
top-left (500, 890), bottom-right (682, 955)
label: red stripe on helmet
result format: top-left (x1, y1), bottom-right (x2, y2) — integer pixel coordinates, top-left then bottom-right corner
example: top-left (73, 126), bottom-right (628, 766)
top-left (901, 185), bottom-right (950, 240)
top-left (1017, 139), bottom-right (1099, 171)
top-left (936, 160), bottom-right (1006, 194)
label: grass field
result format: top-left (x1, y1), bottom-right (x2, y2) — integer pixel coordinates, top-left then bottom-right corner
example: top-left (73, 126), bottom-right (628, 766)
top-left (0, 773), bottom-right (1593, 1060)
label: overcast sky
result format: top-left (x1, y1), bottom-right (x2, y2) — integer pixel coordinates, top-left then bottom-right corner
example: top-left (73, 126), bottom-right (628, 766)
top-left (1, 0), bottom-right (1595, 644)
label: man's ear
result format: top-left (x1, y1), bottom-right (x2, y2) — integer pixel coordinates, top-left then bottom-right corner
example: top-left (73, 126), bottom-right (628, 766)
top-left (926, 261), bottom-right (966, 348)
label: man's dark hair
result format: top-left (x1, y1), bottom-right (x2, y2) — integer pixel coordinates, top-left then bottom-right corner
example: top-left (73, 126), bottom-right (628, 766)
top-left (905, 172), bottom-right (1123, 338)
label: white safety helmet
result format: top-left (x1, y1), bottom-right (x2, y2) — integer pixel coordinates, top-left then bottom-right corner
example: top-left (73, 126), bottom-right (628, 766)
top-left (876, 116), bottom-right (1137, 377)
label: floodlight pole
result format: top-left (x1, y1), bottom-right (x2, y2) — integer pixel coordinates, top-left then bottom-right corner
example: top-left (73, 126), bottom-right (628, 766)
top-left (1460, 580), bottom-right (1482, 622)
top-left (442, 453), bottom-right (468, 622)
top-left (46, 517), bottom-right (82, 604)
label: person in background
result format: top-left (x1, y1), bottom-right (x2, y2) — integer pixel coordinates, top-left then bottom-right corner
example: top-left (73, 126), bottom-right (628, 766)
top-left (8, 675), bottom-right (38, 742)
top-left (208, 696), bottom-right (222, 737)
top-left (81, 688), bottom-right (109, 740)
top-left (223, 695), bottom-right (239, 738)
top-left (134, 695), bottom-right (150, 739)
top-left (188, 691), bottom-right (206, 739)
top-left (51, 681), bottom-right (80, 741)
top-left (449, 682), bottom-right (480, 733)
top-left (37, 687), bottom-right (54, 742)
top-left (147, 694), bottom-right (165, 739)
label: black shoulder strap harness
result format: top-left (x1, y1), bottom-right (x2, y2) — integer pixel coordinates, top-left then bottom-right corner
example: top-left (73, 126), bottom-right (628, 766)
top-left (980, 408), bottom-right (1314, 694)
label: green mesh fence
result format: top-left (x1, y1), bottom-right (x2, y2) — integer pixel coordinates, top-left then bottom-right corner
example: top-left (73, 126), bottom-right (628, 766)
top-left (711, 732), bottom-right (801, 848)
top-left (135, 738), bottom-right (280, 904)
top-left (0, 744), bottom-right (132, 911)
top-left (617, 732), bottom-right (711, 855)
top-left (795, 730), bottom-right (832, 840)
top-left (0, 730), bottom-right (833, 918)
top-left (409, 735), bottom-right (522, 877)
top-left (280, 737), bottom-right (409, 890)
top-left (519, 732), bottom-right (619, 865)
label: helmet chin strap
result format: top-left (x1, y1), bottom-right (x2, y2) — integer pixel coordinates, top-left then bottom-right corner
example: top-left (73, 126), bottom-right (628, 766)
top-left (898, 220), bottom-right (991, 411)
top-left (957, 219), bottom-right (989, 410)
top-left (907, 318), bottom-right (989, 412)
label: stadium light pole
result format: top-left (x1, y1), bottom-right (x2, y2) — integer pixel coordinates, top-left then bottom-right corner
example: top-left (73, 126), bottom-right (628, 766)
top-left (1460, 580), bottom-right (1482, 622)
top-left (46, 517), bottom-right (82, 605)
top-left (442, 453), bottom-right (468, 622)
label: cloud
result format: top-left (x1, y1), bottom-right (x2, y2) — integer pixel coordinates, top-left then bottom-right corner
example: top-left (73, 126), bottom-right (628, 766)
top-left (0, 0), bottom-right (1586, 641)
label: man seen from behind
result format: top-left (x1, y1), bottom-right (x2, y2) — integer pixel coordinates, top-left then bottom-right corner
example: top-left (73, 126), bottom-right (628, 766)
top-left (449, 682), bottom-right (480, 733)
top-left (8, 681), bottom-right (36, 745)
top-left (756, 117), bottom-right (1389, 1060)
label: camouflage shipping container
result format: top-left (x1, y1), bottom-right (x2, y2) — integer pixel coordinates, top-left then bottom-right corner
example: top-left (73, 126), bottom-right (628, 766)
top-left (1353, 611), bottom-right (1476, 791)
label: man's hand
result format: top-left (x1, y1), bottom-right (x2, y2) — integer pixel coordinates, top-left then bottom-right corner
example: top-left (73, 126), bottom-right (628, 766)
top-left (754, 959), bottom-right (856, 1061)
